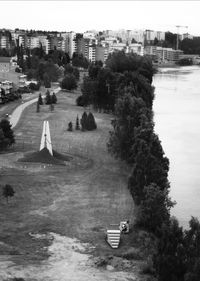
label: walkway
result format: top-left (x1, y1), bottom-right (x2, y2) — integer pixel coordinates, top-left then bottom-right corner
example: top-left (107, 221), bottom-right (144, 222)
top-left (10, 87), bottom-right (61, 129)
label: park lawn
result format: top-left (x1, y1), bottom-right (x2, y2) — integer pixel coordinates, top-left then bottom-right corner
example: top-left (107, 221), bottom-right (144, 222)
top-left (0, 90), bottom-right (136, 264)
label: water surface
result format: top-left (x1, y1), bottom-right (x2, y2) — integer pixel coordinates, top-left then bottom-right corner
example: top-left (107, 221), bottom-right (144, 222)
top-left (153, 66), bottom-right (200, 228)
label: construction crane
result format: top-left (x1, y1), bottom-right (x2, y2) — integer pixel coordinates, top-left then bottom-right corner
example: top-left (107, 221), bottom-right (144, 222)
top-left (176, 25), bottom-right (188, 50)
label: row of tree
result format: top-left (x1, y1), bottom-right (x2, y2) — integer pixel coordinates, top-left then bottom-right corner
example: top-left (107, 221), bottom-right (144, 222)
top-left (67, 112), bottom-right (97, 132)
top-left (106, 51), bottom-right (200, 280)
top-left (16, 46), bottom-right (88, 88)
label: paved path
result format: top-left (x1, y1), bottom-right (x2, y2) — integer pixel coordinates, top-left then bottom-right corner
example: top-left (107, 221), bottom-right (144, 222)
top-left (10, 87), bottom-right (61, 129)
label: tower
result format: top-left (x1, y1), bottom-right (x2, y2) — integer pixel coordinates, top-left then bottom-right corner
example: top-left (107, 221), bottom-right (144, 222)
top-left (40, 120), bottom-right (53, 155)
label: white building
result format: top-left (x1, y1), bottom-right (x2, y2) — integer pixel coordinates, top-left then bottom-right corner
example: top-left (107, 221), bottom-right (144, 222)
top-left (28, 36), bottom-right (40, 49)
top-left (64, 32), bottom-right (77, 58)
top-left (110, 42), bottom-right (126, 52)
top-left (38, 36), bottom-right (50, 54)
top-left (88, 45), bottom-right (96, 62)
top-left (128, 43), bottom-right (144, 56)
top-left (156, 31), bottom-right (165, 41)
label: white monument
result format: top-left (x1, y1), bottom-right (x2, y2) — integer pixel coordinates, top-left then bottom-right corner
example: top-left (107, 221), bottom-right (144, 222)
top-left (40, 120), bottom-right (53, 155)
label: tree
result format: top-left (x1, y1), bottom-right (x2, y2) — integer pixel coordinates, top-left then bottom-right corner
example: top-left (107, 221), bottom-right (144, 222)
top-left (64, 64), bottom-right (80, 80)
top-left (86, 112), bottom-right (97, 130)
top-left (67, 121), bottom-right (73, 131)
top-left (61, 74), bottom-right (77, 91)
top-left (153, 218), bottom-right (186, 281)
top-left (81, 112), bottom-right (88, 131)
top-left (184, 217), bottom-right (200, 281)
top-left (45, 90), bottom-right (51, 105)
top-left (29, 82), bottom-right (40, 91)
top-left (128, 122), bottom-right (169, 204)
top-left (38, 93), bottom-right (43, 105)
top-left (2, 184), bottom-right (15, 203)
top-left (0, 119), bottom-right (15, 145)
top-left (76, 115), bottom-right (80, 130)
top-left (0, 128), bottom-right (9, 151)
top-left (80, 76), bottom-right (98, 107)
top-left (72, 53), bottom-right (89, 69)
top-left (107, 92), bottom-right (151, 162)
top-left (51, 92), bottom-right (57, 104)
top-left (136, 183), bottom-right (175, 234)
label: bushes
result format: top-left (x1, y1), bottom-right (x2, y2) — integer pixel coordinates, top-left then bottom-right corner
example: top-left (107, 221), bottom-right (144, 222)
top-left (86, 112), bottom-right (97, 130)
top-left (29, 82), bottom-right (40, 91)
top-left (61, 74), bottom-right (77, 91)
top-left (81, 112), bottom-right (97, 131)
top-left (76, 95), bottom-right (89, 107)
top-left (67, 112), bottom-right (97, 132)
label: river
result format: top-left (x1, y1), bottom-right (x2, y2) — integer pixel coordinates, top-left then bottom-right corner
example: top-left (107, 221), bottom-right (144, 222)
top-left (153, 65), bottom-right (200, 228)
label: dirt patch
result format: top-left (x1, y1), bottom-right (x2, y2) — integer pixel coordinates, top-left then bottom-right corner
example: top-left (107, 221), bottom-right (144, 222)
top-left (0, 232), bottom-right (141, 281)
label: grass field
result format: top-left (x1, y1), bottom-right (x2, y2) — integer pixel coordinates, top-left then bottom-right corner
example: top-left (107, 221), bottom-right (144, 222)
top-left (0, 90), bottom-right (152, 281)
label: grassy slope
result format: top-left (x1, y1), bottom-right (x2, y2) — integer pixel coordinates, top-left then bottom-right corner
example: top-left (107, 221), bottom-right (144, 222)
top-left (0, 90), bottom-right (136, 263)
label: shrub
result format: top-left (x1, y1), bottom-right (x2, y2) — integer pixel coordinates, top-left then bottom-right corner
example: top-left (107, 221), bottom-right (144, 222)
top-left (86, 112), bottom-right (97, 131)
top-left (29, 82), bottom-right (40, 91)
top-left (76, 115), bottom-right (80, 130)
top-left (81, 112), bottom-right (88, 131)
top-left (2, 184), bottom-right (15, 203)
top-left (61, 74), bottom-right (77, 91)
top-left (45, 90), bottom-right (51, 104)
top-left (67, 121), bottom-right (73, 131)
top-left (51, 92), bottom-right (57, 104)
top-left (76, 95), bottom-right (88, 107)
top-left (38, 93), bottom-right (43, 105)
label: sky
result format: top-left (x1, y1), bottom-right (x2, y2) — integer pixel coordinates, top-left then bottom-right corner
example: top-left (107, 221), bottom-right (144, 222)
top-left (1, 1), bottom-right (200, 35)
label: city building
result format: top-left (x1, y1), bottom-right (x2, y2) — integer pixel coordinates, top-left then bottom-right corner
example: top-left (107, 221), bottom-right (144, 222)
top-left (128, 43), bottom-right (144, 56)
top-left (64, 32), bottom-right (77, 58)
top-left (144, 46), bottom-right (183, 62)
top-left (88, 45), bottom-right (96, 62)
top-left (38, 35), bottom-right (50, 54)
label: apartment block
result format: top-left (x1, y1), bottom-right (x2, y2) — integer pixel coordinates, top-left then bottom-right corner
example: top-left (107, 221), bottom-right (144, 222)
top-left (38, 35), bottom-right (50, 54)
top-left (144, 45), bottom-right (183, 61)
top-left (64, 32), bottom-right (77, 58)
top-left (128, 43), bottom-right (144, 56)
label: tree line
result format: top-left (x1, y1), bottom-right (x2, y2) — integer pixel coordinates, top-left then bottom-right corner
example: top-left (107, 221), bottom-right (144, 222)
top-left (16, 46), bottom-right (88, 88)
top-left (83, 50), bottom-right (200, 280)
top-left (77, 52), bottom-right (154, 112)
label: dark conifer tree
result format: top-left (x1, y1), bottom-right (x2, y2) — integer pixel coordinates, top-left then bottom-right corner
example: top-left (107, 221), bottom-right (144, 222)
top-left (38, 93), bottom-right (43, 105)
top-left (81, 112), bottom-right (88, 131)
top-left (76, 115), bottom-right (80, 130)
top-left (51, 92), bottom-right (57, 104)
top-left (0, 119), bottom-right (15, 145)
top-left (45, 90), bottom-right (51, 105)
top-left (86, 112), bottom-right (97, 130)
